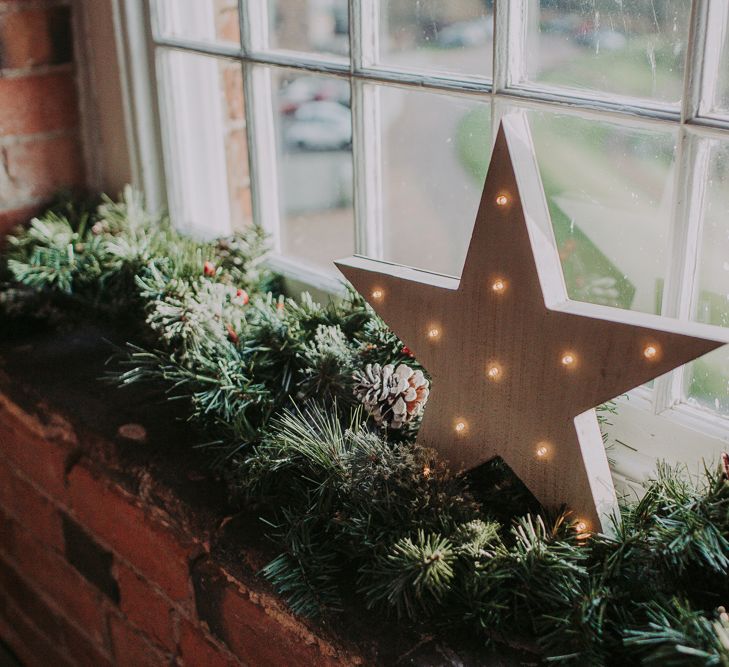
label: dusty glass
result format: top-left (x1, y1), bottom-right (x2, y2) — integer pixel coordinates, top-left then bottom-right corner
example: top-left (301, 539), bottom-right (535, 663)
top-left (267, 0), bottom-right (349, 58)
top-left (152, 0), bottom-right (240, 46)
top-left (522, 0), bottom-right (689, 106)
top-left (270, 68), bottom-right (355, 274)
top-left (524, 106), bottom-right (678, 312)
top-left (377, 0), bottom-right (493, 79)
top-left (374, 84), bottom-right (492, 276)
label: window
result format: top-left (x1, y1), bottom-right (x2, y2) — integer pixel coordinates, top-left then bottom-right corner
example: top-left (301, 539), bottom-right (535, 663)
top-left (131, 0), bottom-right (729, 483)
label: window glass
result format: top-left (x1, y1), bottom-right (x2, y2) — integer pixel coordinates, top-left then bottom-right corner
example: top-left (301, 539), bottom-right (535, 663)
top-left (271, 68), bottom-right (354, 273)
top-left (157, 51), bottom-right (249, 236)
top-left (523, 107), bottom-right (677, 312)
top-left (522, 0), bottom-right (689, 106)
top-left (374, 84), bottom-right (492, 276)
top-left (377, 0), bottom-right (493, 79)
top-left (712, 19), bottom-right (729, 116)
top-left (268, 0), bottom-right (349, 58)
top-left (152, 0), bottom-right (240, 46)
top-left (686, 139), bottom-right (729, 416)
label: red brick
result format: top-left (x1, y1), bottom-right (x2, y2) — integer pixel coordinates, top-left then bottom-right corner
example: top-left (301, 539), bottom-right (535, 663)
top-left (0, 600), bottom-right (73, 667)
top-left (0, 554), bottom-right (112, 667)
top-left (110, 615), bottom-right (169, 667)
top-left (216, 6), bottom-right (240, 44)
top-left (0, 6), bottom-right (72, 69)
top-left (0, 395), bottom-right (77, 503)
top-left (60, 612), bottom-right (114, 667)
top-left (219, 587), bottom-right (332, 667)
top-left (0, 462), bottom-right (63, 550)
top-left (1, 132), bottom-right (86, 204)
top-left (179, 620), bottom-right (240, 667)
top-left (1, 512), bottom-right (109, 646)
top-left (0, 72), bottom-right (78, 135)
top-left (0, 554), bottom-right (66, 645)
top-left (223, 65), bottom-right (244, 121)
top-left (118, 563), bottom-right (175, 650)
top-left (68, 465), bottom-right (194, 602)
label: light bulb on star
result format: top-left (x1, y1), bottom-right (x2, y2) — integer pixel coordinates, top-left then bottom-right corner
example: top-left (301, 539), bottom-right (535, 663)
top-left (486, 363), bottom-right (502, 381)
top-left (643, 344), bottom-right (658, 360)
top-left (561, 352), bottom-right (577, 367)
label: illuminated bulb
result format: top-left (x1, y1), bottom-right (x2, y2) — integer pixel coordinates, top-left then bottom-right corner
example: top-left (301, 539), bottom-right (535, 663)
top-left (422, 465), bottom-right (431, 477)
top-left (561, 352), bottom-right (576, 367)
top-left (487, 364), bottom-right (502, 380)
top-left (575, 521), bottom-right (588, 533)
top-left (454, 421), bottom-right (466, 433)
top-left (491, 278), bottom-right (506, 293)
top-left (427, 328), bottom-right (440, 339)
top-left (495, 194), bottom-right (509, 206)
top-left (536, 444), bottom-right (549, 458)
top-left (371, 288), bottom-right (384, 300)
top-left (643, 344), bottom-right (658, 360)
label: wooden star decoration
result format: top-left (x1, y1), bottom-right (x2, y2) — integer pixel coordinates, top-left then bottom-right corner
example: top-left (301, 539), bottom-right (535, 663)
top-left (336, 113), bottom-right (729, 533)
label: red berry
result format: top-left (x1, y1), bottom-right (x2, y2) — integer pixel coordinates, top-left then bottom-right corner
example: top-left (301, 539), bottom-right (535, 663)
top-left (236, 288), bottom-right (249, 305)
top-left (203, 261), bottom-right (215, 276)
top-left (402, 346), bottom-right (415, 358)
top-left (225, 323), bottom-right (239, 345)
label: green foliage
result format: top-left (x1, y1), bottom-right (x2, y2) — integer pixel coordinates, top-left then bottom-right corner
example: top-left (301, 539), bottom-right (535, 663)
top-left (3, 191), bottom-right (729, 665)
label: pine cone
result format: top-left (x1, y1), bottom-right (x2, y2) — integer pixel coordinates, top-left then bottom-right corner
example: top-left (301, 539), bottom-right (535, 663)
top-left (353, 363), bottom-right (429, 429)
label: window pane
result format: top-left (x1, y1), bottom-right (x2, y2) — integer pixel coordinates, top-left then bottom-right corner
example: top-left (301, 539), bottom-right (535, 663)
top-left (374, 84), bottom-right (492, 276)
top-left (157, 51), bottom-right (250, 235)
top-left (152, 0), bottom-right (240, 46)
top-left (686, 139), bottom-right (729, 416)
top-left (522, 1), bottom-right (689, 106)
top-left (272, 69), bottom-right (354, 274)
top-left (268, 0), bottom-right (349, 58)
top-left (377, 0), bottom-right (493, 79)
top-left (523, 107), bottom-right (677, 312)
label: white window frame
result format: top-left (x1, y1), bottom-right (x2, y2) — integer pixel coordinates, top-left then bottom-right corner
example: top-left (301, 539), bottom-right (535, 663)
top-left (112, 0), bottom-right (729, 488)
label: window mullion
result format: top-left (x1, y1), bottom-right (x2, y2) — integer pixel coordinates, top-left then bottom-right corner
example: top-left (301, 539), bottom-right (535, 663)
top-left (653, 130), bottom-right (711, 414)
top-left (351, 0), bottom-right (383, 258)
top-left (242, 64), bottom-right (281, 251)
top-left (353, 0), bottom-right (378, 71)
top-left (681, 0), bottom-right (709, 122)
top-left (236, 0), bottom-right (247, 54)
top-left (243, 0), bottom-right (269, 53)
top-left (116, 0), bottom-right (166, 211)
top-left (685, 0), bottom-right (728, 121)
top-left (494, 0), bottom-right (528, 94)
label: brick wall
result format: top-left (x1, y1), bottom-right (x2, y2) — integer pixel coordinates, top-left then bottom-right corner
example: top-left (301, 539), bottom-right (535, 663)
top-left (0, 0), bottom-right (85, 235)
top-left (0, 386), bottom-right (365, 666)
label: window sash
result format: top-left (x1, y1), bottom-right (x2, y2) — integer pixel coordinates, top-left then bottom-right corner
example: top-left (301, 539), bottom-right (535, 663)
top-left (130, 0), bottom-right (729, 472)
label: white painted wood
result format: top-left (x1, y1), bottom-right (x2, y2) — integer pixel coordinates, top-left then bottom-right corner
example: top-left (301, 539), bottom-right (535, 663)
top-left (156, 44), bottom-right (231, 238)
top-left (336, 114), bottom-right (728, 533)
top-left (113, 0), bottom-right (166, 211)
top-left (243, 65), bottom-right (282, 252)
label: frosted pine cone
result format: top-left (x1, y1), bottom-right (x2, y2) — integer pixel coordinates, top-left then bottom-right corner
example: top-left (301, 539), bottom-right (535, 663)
top-left (353, 363), bottom-right (429, 429)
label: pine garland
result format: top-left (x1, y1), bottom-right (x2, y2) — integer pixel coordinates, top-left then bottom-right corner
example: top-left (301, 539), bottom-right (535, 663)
top-left (1, 191), bottom-right (728, 665)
